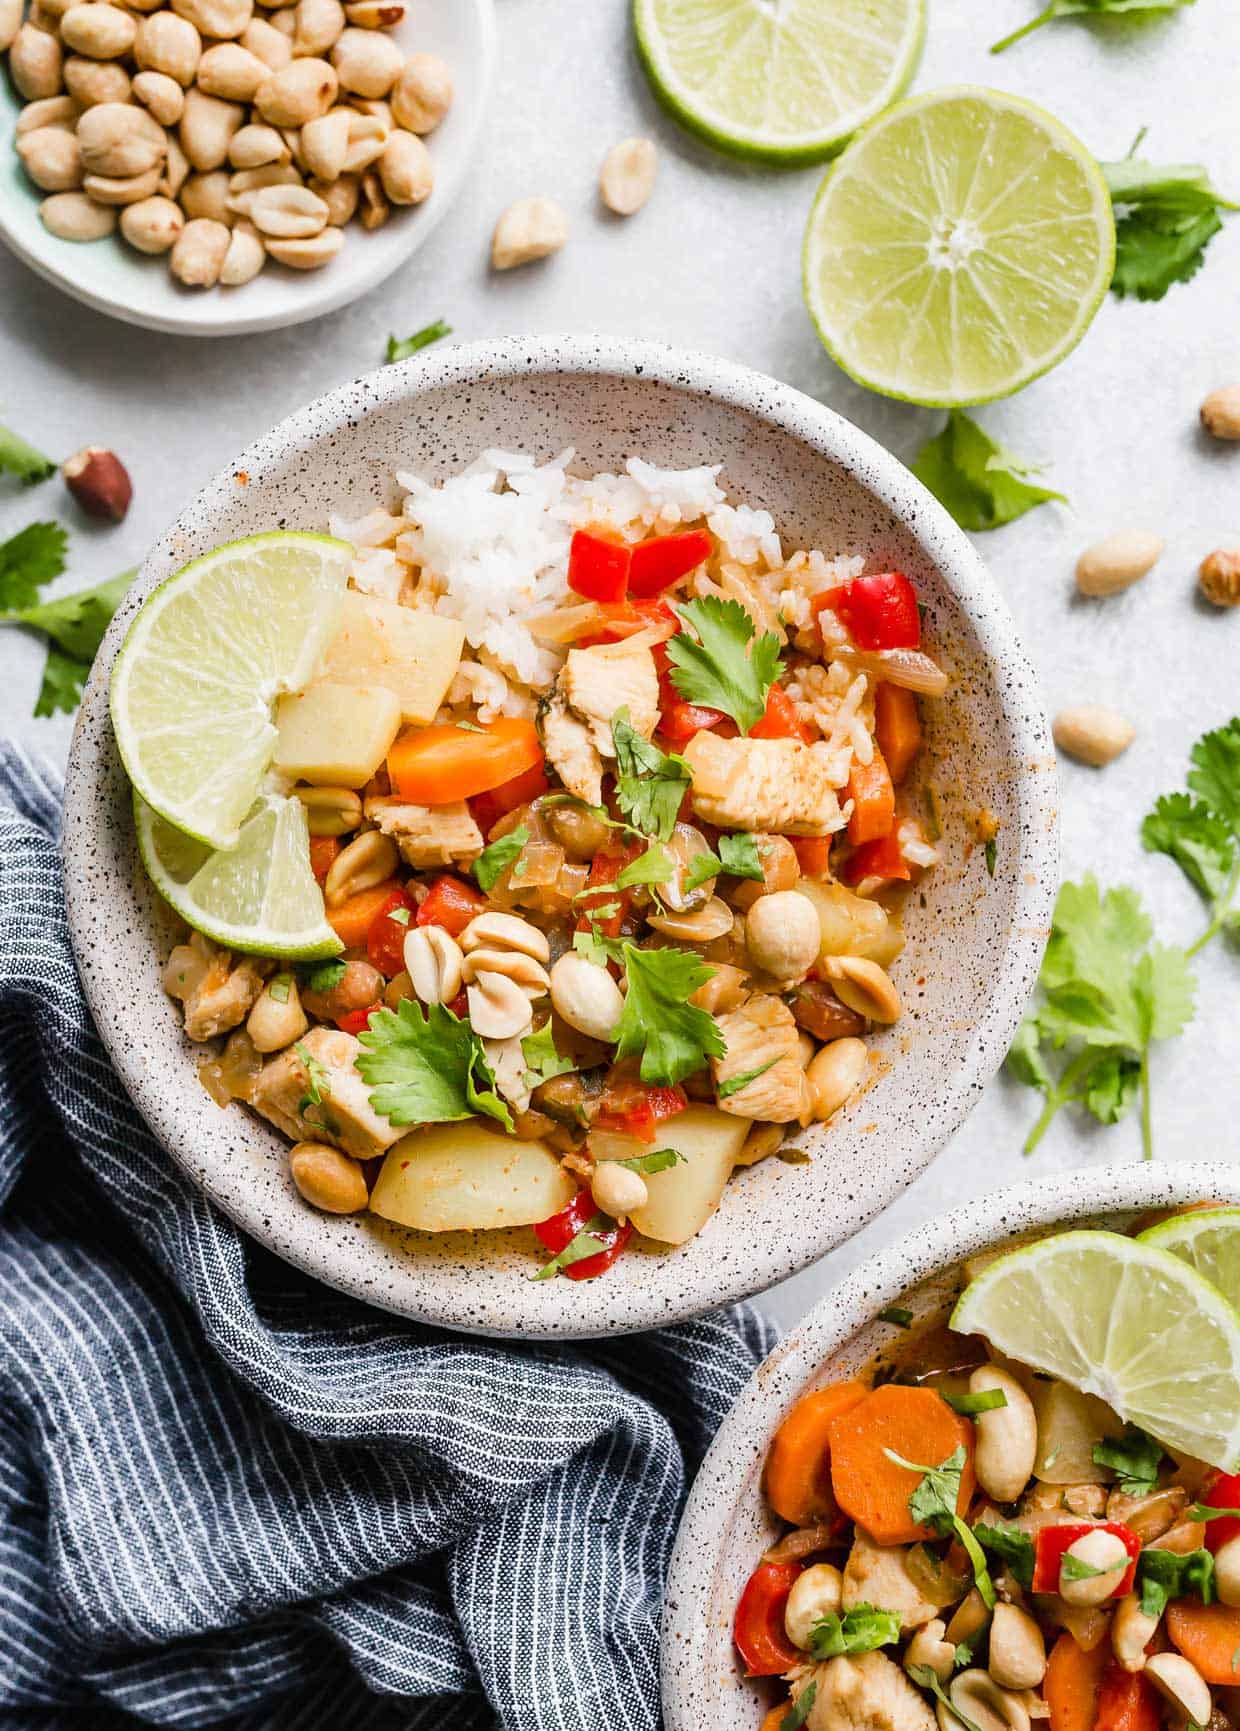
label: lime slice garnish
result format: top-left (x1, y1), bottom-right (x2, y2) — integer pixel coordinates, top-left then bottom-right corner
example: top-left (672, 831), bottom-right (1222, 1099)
top-left (803, 86), bottom-right (1115, 406)
top-left (136, 791), bottom-right (342, 960)
top-left (1139, 1209), bottom-right (1240, 1315)
top-left (110, 532), bottom-right (352, 851)
top-left (951, 1229), bottom-right (1240, 1470)
top-left (632, 0), bottom-right (924, 165)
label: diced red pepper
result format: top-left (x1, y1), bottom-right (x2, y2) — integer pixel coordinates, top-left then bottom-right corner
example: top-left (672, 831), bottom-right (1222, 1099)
top-left (592, 1078), bottom-right (688, 1143)
top-left (470, 762), bottom-right (550, 838)
top-left (1199, 1470), bottom-right (1240, 1551)
top-left (416, 874), bottom-right (485, 938)
top-left (1032, 1522), bottom-right (1141, 1597)
top-left (659, 699), bottom-right (734, 751)
top-left (842, 829), bottom-right (911, 886)
top-left (815, 572), bottom-right (921, 651)
top-left (791, 836), bottom-right (834, 878)
top-left (448, 990), bottom-right (468, 1018)
top-left (1096, 1665), bottom-right (1160, 1731)
top-left (574, 843), bottom-right (641, 939)
top-left (366, 886), bottom-right (416, 977)
top-left (568, 529), bottom-right (631, 604)
top-left (733, 1560), bottom-right (804, 1677)
top-left (750, 683), bottom-right (812, 744)
top-left (534, 1187), bottom-right (633, 1281)
top-left (309, 835), bottom-right (340, 884)
top-left (337, 1002), bottom-right (384, 1035)
top-left (628, 529), bottom-right (712, 598)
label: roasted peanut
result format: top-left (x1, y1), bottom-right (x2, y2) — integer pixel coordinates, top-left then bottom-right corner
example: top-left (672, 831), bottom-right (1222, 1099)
top-left (60, 3), bottom-right (136, 58)
top-left (323, 829), bottom-right (397, 905)
top-left (255, 55), bottom-right (336, 125)
top-left (169, 215), bottom-right (231, 284)
top-left (180, 87), bottom-right (245, 170)
top-left (119, 193), bottom-right (184, 251)
top-left (132, 69), bottom-right (184, 124)
top-left (10, 24), bottom-right (64, 99)
top-left (228, 120), bottom-right (288, 167)
top-left (944, 1670), bottom-right (1029, 1731)
top-left (1214, 1535), bottom-right (1240, 1607)
top-left (599, 135), bottom-right (657, 215)
top-left (77, 103), bottom-right (166, 177)
top-left (197, 41), bottom-right (269, 101)
top-left (970, 1364), bottom-right (1037, 1502)
top-left (300, 106), bottom-right (349, 178)
top-left (40, 187), bottom-right (116, 237)
top-left (170, 0), bottom-right (253, 40)
top-left (590, 1159), bottom-right (647, 1220)
top-left (289, 1141), bottom-right (368, 1213)
top-left (292, 0), bottom-right (344, 56)
top-left (246, 973), bottom-right (308, 1052)
top-left (377, 127), bottom-right (430, 204)
top-left (647, 896), bottom-right (734, 943)
top-left (734, 1122), bottom-right (783, 1166)
top-left (241, 14), bottom-right (292, 67)
top-left (63, 53), bottom-right (130, 104)
top-left (160, 130), bottom-right (189, 196)
top-left (403, 924), bottom-right (464, 1004)
top-left (263, 224), bottom-right (343, 265)
top-left (744, 889), bottom-right (820, 981)
top-left (0, 0), bottom-right (21, 52)
top-left (82, 163), bottom-right (163, 203)
top-left (294, 785), bottom-right (361, 836)
top-left (805, 1037), bottom-right (867, 1121)
top-left (300, 959), bottom-right (382, 1021)
top-left (219, 217), bottom-right (264, 283)
top-left (549, 953), bottom-right (623, 1041)
top-left (1058, 1529), bottom-right (1130, 1607)
top-left (466, 971), bottom-right (533, 1041)
top-left (389, 49), bottom-right (450, 132)
top-left (247, 180), bottom-right (327, 235)
top-left (1144, 1654), bottom-right (1211, 1726)
top-left (821, 955), bottom-right (901, 1024)
top-left (1075, 531), bottom-right (1164, 597)
top-left (16, 124), bottom-right (82, 190)
top-left (16, 93), bottom-right (79, 132)
top-left (340, 108), bottom-right (387, 171)
top-left (357, 164), bottom-right (387, 227)
top-left (784, 1563), bottom-right (843, 1650)
top-left (134, 9), bottom-right (200, 83)
top-left (1111, 1594), bottom-right (1159, 1671)
top-left (330, 25), bottom-right (400, 96)
top-left (1052, 705), bottom-right (1135, 767)
top-left (491, 195), bottom-right (567, 270)
top-left (1201, 385), bottom-right (1240, 440)
top-left (181, 169), bottom-right (233, 221)
top-left (344, 0), bottom-right (402, 24)
top-left (988, 1605), bottom-right (1045, 1691)
top-left (309, 169), bottom-right (356, 223)
top-left (905, 1620), bottom-right (956, 1683)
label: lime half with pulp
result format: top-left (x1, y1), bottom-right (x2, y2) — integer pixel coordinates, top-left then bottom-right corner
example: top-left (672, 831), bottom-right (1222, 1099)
top-left (1140, 1208), bottom-right (1240, 1315)
top-left (633, 0), bottom-right (924, 165)
top-left (136, 792), bottom-right (341, 960)
top-left (110, 531), bottom-right (352, 851)
top-left (803, 86), bottom-right (1115, 406)
top-left (951, 1229), bottom-right (1240, 1470)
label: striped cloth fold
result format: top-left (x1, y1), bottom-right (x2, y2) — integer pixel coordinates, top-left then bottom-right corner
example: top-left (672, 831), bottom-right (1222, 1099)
top-left (0, 742), bottom-right (776, 1731)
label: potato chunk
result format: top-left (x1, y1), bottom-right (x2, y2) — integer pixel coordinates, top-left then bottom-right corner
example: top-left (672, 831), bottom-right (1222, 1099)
top-left (274, 680), bottom-right (402, 787)
top-left (370, 1122), bottom-right (575, 1232)
top-left (624, 1105), bottom-right (750, 1244)
top-left (322, 591), bottom-right (465, 724)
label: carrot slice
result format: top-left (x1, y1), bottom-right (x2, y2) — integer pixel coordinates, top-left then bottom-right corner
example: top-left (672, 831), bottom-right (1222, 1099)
top-left (1096, 1666), bottom-right (1159, 1731)
top-left (845, 748), bottom-right (896, 846)
top-left (1166, 1599), bottom-right (1240, 1682)
top-left (1045, 1633), bottom-right (1110, 1731)
top-left (874, 684), bottom-right (922, 785)
top-left (764, 1382), bottom-right (868, 1527)
top-left (388, 718), bottom-right (543, 805)
top-left (827, 1383), bottom-right (975, 1544)
top-left (326, 878), bottom-right (404, 949)
top-left (760, 1708), bottom-right (789, 1731)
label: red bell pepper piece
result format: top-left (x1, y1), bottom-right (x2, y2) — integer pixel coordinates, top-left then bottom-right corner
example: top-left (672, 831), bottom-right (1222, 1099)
top-left (733, 1560), bottom-right (804, 1676)
top-left (628, 529), bottom-right (712, 598)
top-left (791, 836), bottom-right (834, 878)
top-left (1096, 1665), bottom-right (1160, 1731)
top-left (534, 1187), bottom-right (633, 1281)
top-left (1199, 1470), bottom-right (1240, 1551)
top-left (366, 886), bottom-right (415, 978)
top-left (659, 699), bottom-right (734, 751)
top-left (842, 829), bottom-right (911, 886)
top-left (568, 529), bottom-right (631, 604)
top-left (337, 1002), bottom-right (384, 1035)
top-left (448, 990), bottom-right (468, 1019)
top-left (750, 683), bottom-right (812, 743)
top-left (1032, 1522), bottom-right (1141, 1597)
top-left (816, 572), bottom-right (921, 651)
top-left (592, 1079), bottom-right (687, 1143)
top-left (416, 874), bottom-right (486, 938)
top-left (574, 843), bottom-right (643, 939)
top-left (309, 835), bottom-right (340, 884)
top-left (470, 762), bottom-right (549, 838)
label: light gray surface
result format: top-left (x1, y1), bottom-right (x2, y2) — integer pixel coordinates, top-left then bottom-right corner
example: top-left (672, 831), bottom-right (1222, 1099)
top-left (2, 0), bottom-right (1237, 1332)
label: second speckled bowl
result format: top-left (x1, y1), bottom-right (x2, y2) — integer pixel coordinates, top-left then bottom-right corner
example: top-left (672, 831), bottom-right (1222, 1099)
top-left (62, 335), bottom-right (1058, 1339)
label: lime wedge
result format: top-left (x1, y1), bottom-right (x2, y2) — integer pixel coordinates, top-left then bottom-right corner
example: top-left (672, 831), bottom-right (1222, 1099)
top-left (136, 792), bottom-right (342, 960)
top-left (803, 86), bottom-right (1115, 406)
top-left (632, 0), bottom-right (923, 165)
top-left (1140, 1209), bottom-right (1240, 1315)
top-left (951, 1230), bottom-right (1240, 1470)
top-left (110, 532), bottom-right (352, 851)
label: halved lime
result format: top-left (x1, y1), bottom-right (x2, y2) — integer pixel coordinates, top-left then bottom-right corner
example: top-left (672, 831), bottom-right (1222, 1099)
top-left (110, 532), bottom-right (352, 851)
top-left (1140, 1209), bottom-right (1240, 1315)
top-left (803, 86), bottom-right (1116, 406)
top-left (951, 1229), bottom-right (1240, 1470)
top-left (136, 792), bottom-right (341, 960)
top-left (632, 0), bottom-right (924, 165)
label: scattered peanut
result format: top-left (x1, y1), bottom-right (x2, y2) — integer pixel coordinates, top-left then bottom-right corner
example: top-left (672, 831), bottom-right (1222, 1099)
top-left (590, 1160), bottom-right (647, 1220)
top-left (169, 213), bottom-right (230, 284)
top-left (1052, 704), bottom-right (1136, 767)
top-left (1075, 531), bottom-right (1164, 597)
top-left (377, 127), bottom-right (430, 204)
top-left (40, 187), bottom-right (117, 237)
top-left (288, 1141), bottom-right (368, 1213)
top-left (218, 216), bottom-right (264, 283)
top-left (491, 195), bottom-right (568, 270)
top-left (599, 135), bottom-right (657, 216)
top-left (805, 1037), bottom-right (867, 1121)
top-left (1199, 548), bottom-right (1240, 607)
top-left (1200, 385), bottom-right (1240, 440)
top-left (389, 50), bottom-right (450, 132)
top-left (263, 224), bottom-right (344, 267)
top-left (16, 124), bottom-right (82, 190)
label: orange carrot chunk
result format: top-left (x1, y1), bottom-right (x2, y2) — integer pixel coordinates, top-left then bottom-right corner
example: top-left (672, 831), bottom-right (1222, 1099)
top-left (845, 748), bottom-right (896, 846)
top-left (826, 1383), bottom-right (975, 1545)
top-left (326, 878), bottom-right (404, 949)
top-left (388, 718), bottom-right (543, 805)
top-left (874, 683), bottom-right (923, 785)
top-left (1167, 1599), bottom-right (1240, 1683)
top-left (1096, 1666), bottom-right (1160, 1731)
top-left (764, 1381), bottom-right (868, 1527)
top-left (1045, 1633), bottom-right (1110, 1731)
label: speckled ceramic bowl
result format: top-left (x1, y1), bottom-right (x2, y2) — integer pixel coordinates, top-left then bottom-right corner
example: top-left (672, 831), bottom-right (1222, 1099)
top-left (62, 335), bottom-right (1058, 1339)
top-left (662, 1162), bottom-right (1240, 1731)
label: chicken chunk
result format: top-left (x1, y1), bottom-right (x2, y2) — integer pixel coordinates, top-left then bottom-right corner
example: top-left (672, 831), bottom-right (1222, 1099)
top-left (541, 694), bottom-right (604, 806)
top-left (842, 1533), bottom-right (940, 1633)
top-left (712, 994), bottom-right (810, 1124)
top-left (560, 636), bottom-right (660, 754)
top-left (683, 732), bottom-right (846, 836)
top-left (164, 931), bottom-right (267, 1042)
top-left (364, 797), bottom-right (484, 867)
top-left (808, 1652), bottom-right (935, 1731)
top-left (250, 1026), bottom-right (402, 1161)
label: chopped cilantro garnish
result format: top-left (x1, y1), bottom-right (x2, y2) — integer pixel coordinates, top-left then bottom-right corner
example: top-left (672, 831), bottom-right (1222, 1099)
top-left (521, 1020), bottom-right (576, 1088)
top-left (301, 959), bottom-right (346, 993)
top-left (885, 1445), bottom-right (996, 1608)
top-left (612, 943), bottom-right (726, 1086)
top-left (1137, 1547), bottom-right (1214, 1618)
top-left (716, 1059), bottom-right (777, 1099)
top-left (356, 999), bottom-right (512, 1131)
top-left (684, 830), bottom-right (765, 894)
top-left (806, 1603), bottom-right (901, 1660)
top-left (1093, 1425), bottom-right (1165, 1495)
top-left (612, 711), bottom-right (693, 843)
top-left (943, 1388), bottom-right (1008, 1417)
top-left (385, 318), bottom-right (451, 363)
top-left (911, 412), bottom-right (1065, 533)
top-left (910, 1666), bottom-right (985, 1731)
top-left (474, 824), bottom-right (529, 893)
top-left (533, 1212), bottom-right (613, 1281)
top-left (615, 842), bottom-right (674, 892)
top-left (665, 596), bottom-right (781, 733)
top-left (618, 1147), bottom-right (684, 1175)
top-left (878, 1306), bottom-right (913, 1328)
top-left (973, 1524), bottom-right (1034, 1588)
top-left (268, 973), bottom-right (292, 1004)
top-left (781, 1682), bottom-right (817, 1731)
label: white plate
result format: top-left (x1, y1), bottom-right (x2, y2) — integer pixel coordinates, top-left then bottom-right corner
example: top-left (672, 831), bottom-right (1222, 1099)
top-left (0, 0), bottom-right (494, 336)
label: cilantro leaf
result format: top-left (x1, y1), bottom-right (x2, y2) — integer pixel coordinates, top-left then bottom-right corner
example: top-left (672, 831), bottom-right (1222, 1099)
top-left (665, 596), bottom-right (781, 733)
top-left (909, 1666), bottom-right (985, 1731)
top-left (943, 1389), bottom-right (1008, 1417)
top-left (533, 1211), bottom-right (612, 1281)
top-left (0, 521), bottom-right (67, 612)
top-left (991, 0), bottom-right (1196, 55)
top-left (806, 1604), bottom-right (901, 1660)
top-left (612, 709), bottom-right (693, 842)
top-left (0, 424), bottom-right (56, 487)
top-left (521, 1020), bottom-right (575, 1088)
top-left (1144, 721), bottom-right (1240, 955)
top-left (782, 1683), bottom-right (817, 1731)
top-left (619, 1147), bottom-right (684, 1175)
top-left (572, 924), bottom-right (627, 969)
top-left (1093, 1426), bottom-right (1165, 1495)
top-left (1103, 157), bottom-right (1235, 302)
top-left (474, 824), bottom-right (529, 893)
top-left (884, 1446), bottom-right (996, 1607)
top-left (615, 842), bottom-right (674, 892)
top-left (717, 1059), bottom-right (777, 1099)
top-left (1137, 1548), bottom-right (1215, 1619)
top-left (301, 959), bottom-right (346, 993)
top-left (385, 318), bottom-right (451, 363)
top-left (1006, 876), bottom-right (1196, 1158)
top-left (33, 647), bottom-right (89, 717)
top-left (357, 999), bottom-right (512, 1131)
top-left (9, 566), bottom-right (134, 660)
top-left (613, 943), bottom-right (726, 1086)
top-left (911, 412), bottom-right (1066, 532)
top-left (684, 830), bottom-right (765, 896)
top-left (973, 1523), bottom-right (1035, 1589)
top-left (878, 1306), bottom-right (913, 1328)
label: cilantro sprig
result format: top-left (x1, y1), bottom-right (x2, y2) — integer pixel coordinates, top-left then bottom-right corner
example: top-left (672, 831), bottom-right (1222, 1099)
top-left (612, 943), bottom-right (725, 1086)
top-left (909, 1666), bottom-right (985, 1731)
top-left (357, 999), bottom-right (513, 1131)
top-left (990, 0), bottom-right (1196, 56)
top-left (1006, 876), bottom-right (1196, 1159)
top-left (385, 318), bottom-right (451, 363)
top-left (0, 424), bottom-right (56, 487)
top-left (612, 711), bottom-right (693, 843)
top-left (665, 596), bottom-right (781, 733)
top-left (520, 1021), bottom-right (576, 1089)
top-left (781, 1683), bottom-right (817, 1731)
top-left (1104, 150), bottom-right (1235, 303)
top-left (0, 522), bottom-right (134, 716)
top-left (1137, 1547), bottom-right (1214, 1619)
top-left (474, 825), bottom-right (529, 893)
top-left (1093, 1426), bottom-right (1165, 1495)
top-left (885, 1446), bottom-right (996, 1608)
top-left (911, 413), bottom-right (1065, 533)
top-left (973, 1523), bottom-right (1035, 1588)
top-left (1142, 719), bottom-right (1240, 957)
top-left (806, 1604), bottom-right (901, 1660)
top-left (684, 831), bottom-right (765, 895)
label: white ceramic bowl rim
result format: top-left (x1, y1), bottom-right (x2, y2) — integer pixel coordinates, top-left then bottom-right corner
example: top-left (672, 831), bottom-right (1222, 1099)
top-left (661, 1160), bottom-right (1240, 1731)
top-left (65, 334), bottom-right (1058, 1338)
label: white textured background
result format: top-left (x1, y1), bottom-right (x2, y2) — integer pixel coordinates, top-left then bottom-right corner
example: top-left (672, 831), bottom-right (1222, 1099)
top-left (2, 0), bottom-right (1237, 1331)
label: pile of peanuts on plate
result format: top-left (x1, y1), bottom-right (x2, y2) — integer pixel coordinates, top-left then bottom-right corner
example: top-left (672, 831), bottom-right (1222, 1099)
top-left (1, 0), bottom-right (452, 287)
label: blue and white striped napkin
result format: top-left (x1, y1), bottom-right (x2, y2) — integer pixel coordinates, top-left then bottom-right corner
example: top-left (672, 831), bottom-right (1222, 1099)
top-left (0, 742), bottom-right (775, 1731)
